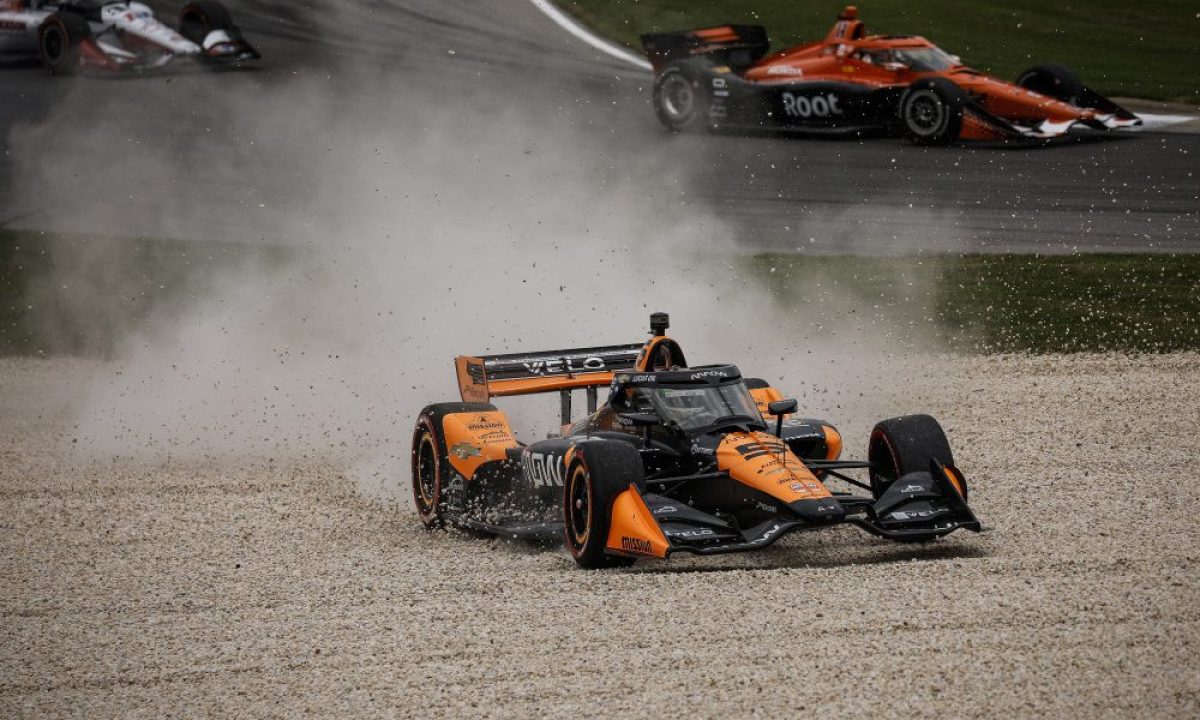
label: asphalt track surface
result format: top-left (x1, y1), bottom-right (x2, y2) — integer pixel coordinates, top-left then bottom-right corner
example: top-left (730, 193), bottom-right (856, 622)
top-left (2, 0), bottom-right (1198, 252)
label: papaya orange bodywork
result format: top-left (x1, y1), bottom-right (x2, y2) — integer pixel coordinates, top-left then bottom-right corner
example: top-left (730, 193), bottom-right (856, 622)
top-left (440, 410), bottom-right (518, 478)
top-left (717, 431), bottom-right (832, 504)
top-left (605, 484), bottom-right (670, 558)
top-left (635, 335), bottom-right (687, 372)
top-left (821, 424), bottom-right (843, 461)
top-left (748, 385), bottom-right (784, 417)
top-left (943, 464), bottom-right (967, 498)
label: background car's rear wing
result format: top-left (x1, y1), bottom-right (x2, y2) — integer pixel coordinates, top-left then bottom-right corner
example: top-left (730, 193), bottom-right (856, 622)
top-left (640, 25), bottom-right (770, 72)
top-left (455, 344), bottom-right (644, 403)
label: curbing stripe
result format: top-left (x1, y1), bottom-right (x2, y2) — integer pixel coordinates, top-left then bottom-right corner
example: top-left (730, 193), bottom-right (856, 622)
top-left (527, 0), bottom-right (653, 71)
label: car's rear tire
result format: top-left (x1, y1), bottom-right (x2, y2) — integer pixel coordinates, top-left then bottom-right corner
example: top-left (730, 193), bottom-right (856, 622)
top-left (1016, 63), bottom-right (1084, 105)
top-left (37, 11), bottom-right (89, 75)
top-left (410, 402), bottom-right (496, 529)
top-left (868, 414), bottom-right (960, 499)
top-left (652, 62), bottom-right (711, 133)
top-left (563, 443), bottom-right (641, 569)
top-left (179, 0), bottom-right (235, 44)
top-left (900, 78), bottom-right (967, 145)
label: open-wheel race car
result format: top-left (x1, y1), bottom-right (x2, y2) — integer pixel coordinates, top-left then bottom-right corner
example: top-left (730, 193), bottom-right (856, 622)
top-left (411, 314), bottom-right (980, 568)
top-left (640, 5), bottom-right (1140, 144)
top-left (0, 0), bottom-right (258, 73)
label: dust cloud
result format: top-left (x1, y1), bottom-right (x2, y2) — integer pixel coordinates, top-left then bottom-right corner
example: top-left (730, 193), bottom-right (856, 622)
top-left (3, 61), bottom-right (942, 502)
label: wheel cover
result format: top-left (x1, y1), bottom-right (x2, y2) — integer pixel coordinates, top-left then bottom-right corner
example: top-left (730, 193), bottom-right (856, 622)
top-left (414, 431), bottom-right (438, 514)
top-left (566, 463), bottom-right (591, 548)
top-left (905, 90), bottom-right (946, 137)
top-left (659, 74), bottom-right (696, 123)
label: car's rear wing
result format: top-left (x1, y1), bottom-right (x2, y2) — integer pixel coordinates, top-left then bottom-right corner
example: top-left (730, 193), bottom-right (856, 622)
top-left (640, 24), bottom-right (770, 72)
top-left (455, 344), bottom-right (644, 403)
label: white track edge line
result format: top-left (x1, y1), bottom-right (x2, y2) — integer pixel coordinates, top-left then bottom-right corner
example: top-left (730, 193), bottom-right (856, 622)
top-left (527, 0), bottom-right (653, 71)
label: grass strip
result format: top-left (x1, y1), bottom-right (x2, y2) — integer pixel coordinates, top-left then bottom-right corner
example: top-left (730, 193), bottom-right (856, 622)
top-left (3, 229), bottom-right (1197, 355)
top-left (0, 228), bottom-right (285, 356)
top-left (748, 253), bottom-right (1200, 353)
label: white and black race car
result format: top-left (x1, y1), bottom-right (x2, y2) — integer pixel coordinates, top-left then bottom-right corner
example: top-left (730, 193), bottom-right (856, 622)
top-left (0, 0), bottom-right (258, 73)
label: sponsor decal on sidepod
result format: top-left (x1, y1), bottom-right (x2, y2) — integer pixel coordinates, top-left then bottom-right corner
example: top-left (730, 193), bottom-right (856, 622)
top-left (782, 92), bottom-right (843, 119)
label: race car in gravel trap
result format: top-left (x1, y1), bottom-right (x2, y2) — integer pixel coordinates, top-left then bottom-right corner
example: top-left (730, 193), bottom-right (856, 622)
top-left (0, 0), bottom-right (258, 73)
top-left (411, 313), bottom-right (980, 568)
top-left (640, 5), bottom-right (1140, 144)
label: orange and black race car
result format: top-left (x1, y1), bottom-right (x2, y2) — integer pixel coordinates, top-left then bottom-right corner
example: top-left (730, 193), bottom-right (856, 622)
top-left (640, 5), bottom-right (1140, 144)
top-left (411, 313), bottom-right (980, 568)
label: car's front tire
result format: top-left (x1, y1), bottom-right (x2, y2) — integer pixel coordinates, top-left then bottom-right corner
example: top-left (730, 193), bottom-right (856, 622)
top-left (868, 414), bottom-right (961, 498)
top-left (563, 443), bottom-right (640, 569)
top-left (900, 78), bottom-right (967, 145)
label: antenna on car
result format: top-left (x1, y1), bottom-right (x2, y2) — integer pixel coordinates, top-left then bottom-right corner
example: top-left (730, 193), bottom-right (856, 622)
top-left (650, 312), bottom-right (669, 337)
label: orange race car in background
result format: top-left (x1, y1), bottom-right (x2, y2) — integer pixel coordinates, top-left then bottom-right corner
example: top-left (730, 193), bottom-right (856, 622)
top-left (640, 5), bottom-right (1141, 144)
top-left (411, 313), bottom-right (980, 569)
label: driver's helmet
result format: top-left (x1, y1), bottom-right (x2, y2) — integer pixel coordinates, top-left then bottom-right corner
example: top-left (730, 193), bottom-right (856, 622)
top-left (609, 382), bottom-right (649, 412)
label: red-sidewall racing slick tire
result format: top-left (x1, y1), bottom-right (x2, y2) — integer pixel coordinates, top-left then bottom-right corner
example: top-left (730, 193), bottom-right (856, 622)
top-left (563, 442), bottom-right (641, 569)
top-left (867, 414), bottom-right (959, 499)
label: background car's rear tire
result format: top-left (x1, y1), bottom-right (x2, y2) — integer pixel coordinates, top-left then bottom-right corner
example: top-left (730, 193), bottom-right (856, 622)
top-left (179, 0), bottom-right (235, 44)
top-left (563, 443), bottom-right (640, 569)
top-left (410, 402), bottom-right (496, 529)
top-left (37, 11), bottom-right (89, 75)
top-left (652, 62), bottom-right (711, 133)
top-left (1016, 63), bottom-right (1084, 105)
top-left (868, 414), bottom-right (958, 498)
top-left (900, 78), bottom-right (967, 146)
